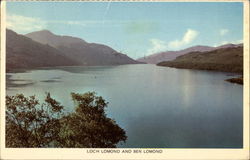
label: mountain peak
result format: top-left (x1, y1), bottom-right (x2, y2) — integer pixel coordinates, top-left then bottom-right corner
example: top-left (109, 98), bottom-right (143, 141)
top-left (25, 30), bottom-right (87, 47)
top-left (26, 29), bottom-right (55, 37)
top-left (137, 45), bottom-right (215, 64)
top-left (7, 29), bottom-right (140, 69)
top-left (35, 29), bottom-right (53, 34)
top-left (216, 43), bottom-right (241, 49)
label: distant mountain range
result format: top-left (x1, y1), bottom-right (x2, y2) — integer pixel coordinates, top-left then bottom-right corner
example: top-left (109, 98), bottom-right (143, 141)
top-left (6, 29), bottom-right (78, 71)
top-left (6, 29), bottom-right (140, 71)
top-left (137, 43), bottom-right (243, 64)
top-left (6, 29), bottom-right (243, 74)
top-left (25, 30), bottom-right (139, 66)
top-left (157, 46), bottom-right (243, 73)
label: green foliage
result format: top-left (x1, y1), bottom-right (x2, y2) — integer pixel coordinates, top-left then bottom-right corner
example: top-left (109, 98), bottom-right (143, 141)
top-left (6, 93), bottom-right (63, 147)
top-left (6, 92), bottom-right (127, 148)
top-left (57, 92), bottom-right (127, 147)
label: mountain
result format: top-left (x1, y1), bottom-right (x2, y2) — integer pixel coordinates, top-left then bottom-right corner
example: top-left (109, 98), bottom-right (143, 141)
top-left (157, 46), bottom-right (243, 73)
top-left (6, 29), bottom-right (79, 71)
top-left (25, 30), bottom-right (139, 66)
top-left (216, 43), bottom-right (243, 49)
top-left (137, 44), bottom-right (242, 64)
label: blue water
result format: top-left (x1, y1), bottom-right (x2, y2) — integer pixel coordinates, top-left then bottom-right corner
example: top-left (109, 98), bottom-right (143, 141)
top-left (6, 64), bottom-right (243, 148)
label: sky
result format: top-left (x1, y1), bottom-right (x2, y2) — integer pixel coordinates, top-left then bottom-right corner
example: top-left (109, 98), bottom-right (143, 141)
top-left (6, 2), bottom-right (243, 59)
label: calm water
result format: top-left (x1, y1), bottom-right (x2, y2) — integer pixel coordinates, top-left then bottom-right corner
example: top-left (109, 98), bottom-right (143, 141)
top-left (6, 64), bottom-right (243, 148)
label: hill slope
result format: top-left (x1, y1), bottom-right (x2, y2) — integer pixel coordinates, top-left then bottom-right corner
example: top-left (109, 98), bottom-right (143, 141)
top-left (138, 44), bottom-right (242, 64)
top-left (6, 29), bottom-right (78, 71)
top-left (26, 30), bottom-right (139, 66)
top-left (157, 46), bottom-right (243, 73)
top-left (137, 45), bottom-right (214, 64)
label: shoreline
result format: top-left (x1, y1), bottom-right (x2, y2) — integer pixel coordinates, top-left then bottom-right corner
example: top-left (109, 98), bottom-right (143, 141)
top-left (225, 76), bottom-right (243, 85)
top-left (157, 64), bottom-right (243, 85)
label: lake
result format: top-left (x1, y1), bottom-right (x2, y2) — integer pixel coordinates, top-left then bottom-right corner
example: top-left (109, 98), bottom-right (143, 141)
top-left (6, 64), bottom-right (243, 148)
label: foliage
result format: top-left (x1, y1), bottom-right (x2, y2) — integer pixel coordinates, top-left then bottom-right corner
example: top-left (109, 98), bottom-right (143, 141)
top-left (6, 92), bottom-right (127, 148)
top-left (57, 92), bottom-right (127, 147)
top-left (6, 93), bottom-right (63, 147)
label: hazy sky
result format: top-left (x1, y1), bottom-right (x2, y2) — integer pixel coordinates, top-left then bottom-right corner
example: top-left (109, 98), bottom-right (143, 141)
top-left (6, 2), bottom-right (243, 59)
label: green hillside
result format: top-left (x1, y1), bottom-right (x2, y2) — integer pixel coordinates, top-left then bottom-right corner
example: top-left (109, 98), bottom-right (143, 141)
top-left (157, 46), bottom-right (243, 73)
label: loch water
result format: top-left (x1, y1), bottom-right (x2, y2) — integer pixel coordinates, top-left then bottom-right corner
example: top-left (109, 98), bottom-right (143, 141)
top-left (6, 64), bottom-right (243, 148)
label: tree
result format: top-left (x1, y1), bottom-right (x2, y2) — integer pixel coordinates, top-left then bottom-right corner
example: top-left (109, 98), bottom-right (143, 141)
top-left (57, 92), bottom-right (127, 147)
top-left (6, 93), bottom-right (64, 147)
top-left (6, 92), bottom-right (127, 148)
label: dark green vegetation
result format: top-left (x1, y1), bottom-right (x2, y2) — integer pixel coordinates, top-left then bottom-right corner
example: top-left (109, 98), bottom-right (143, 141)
top-left (225, 76), bottom-right (243, 85)
top-left (157, 46), bottom-right (243, 74)
top-left (6, 92), bottom-right (127, 148)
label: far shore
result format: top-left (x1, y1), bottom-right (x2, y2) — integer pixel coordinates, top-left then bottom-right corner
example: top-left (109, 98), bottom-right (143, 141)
top-left (225, 76), bottom-right (243, 85)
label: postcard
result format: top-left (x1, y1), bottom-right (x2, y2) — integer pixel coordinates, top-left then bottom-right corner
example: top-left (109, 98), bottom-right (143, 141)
top-left (0, 0), bottom-right (249, 159)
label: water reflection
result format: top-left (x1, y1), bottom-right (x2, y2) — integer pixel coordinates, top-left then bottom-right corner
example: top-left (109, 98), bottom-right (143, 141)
top-left (6, 64), bottom-right (243, 148)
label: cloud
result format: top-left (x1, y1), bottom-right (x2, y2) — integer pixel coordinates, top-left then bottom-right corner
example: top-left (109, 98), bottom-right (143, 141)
top-left (234, 39), bottom-right (243, 44)
top-left (7, 14), bottom-right (47, 33)
top-left (146, 39), bottom-right (168, 55)
top-left (6, 14), bottom-right (93, 34)
top-left (6, 13), bottom-right (92, 33)
top-left (146, 29), bottom-right (199, 55)
top-left (6, 13), bottom-right (134, 34)
top-left (220, 29), bottom-right (229, 36)
top-left (168, 29), bottom-right (199, 49)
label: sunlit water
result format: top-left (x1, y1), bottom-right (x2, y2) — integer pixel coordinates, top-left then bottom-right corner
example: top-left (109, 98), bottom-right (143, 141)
top-left (6, 64), bottom-right (243, 148)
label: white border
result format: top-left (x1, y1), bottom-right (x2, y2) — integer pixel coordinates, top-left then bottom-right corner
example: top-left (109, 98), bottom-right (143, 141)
top-left (0, 0), bottom-right (249, 159)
